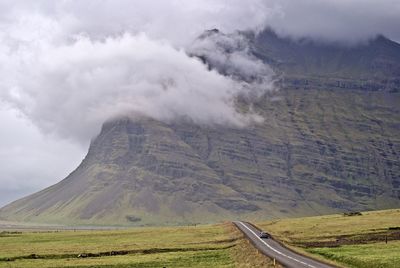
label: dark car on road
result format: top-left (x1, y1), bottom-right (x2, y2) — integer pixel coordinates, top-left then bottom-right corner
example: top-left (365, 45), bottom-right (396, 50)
top-left (259, 231), bottom-right (270, 239)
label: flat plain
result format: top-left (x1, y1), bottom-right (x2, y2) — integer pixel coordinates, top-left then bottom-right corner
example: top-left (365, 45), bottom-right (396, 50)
top-left (258, 208), bottom-right (400, 268)
top-left (1, 209), bottom-right (398, 267)
top-left (0, 223), bottom-right (275, 268)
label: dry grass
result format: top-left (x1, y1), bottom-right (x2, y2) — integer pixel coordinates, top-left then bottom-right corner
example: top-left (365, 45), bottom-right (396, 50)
top-left (0, 223), bottom-right (237, 267)
top-left (257, 209), bottom-right (400, 268)
top-left (228, 224), bottom-right (282, 268)
top-left (0, 222), bottom-right (281, 267)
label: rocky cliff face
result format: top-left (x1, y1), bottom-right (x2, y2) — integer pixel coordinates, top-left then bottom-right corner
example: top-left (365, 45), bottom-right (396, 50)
top-left (1, 29), bottom-right (399, 225)
top-left (1, 87), bottom-right (399, 225)
top-left (194, 29), bottom-right (400, 92)
top-left (252, 30), bottom-right (400, 80)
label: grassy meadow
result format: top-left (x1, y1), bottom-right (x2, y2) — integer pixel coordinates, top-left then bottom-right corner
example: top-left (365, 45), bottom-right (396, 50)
top-left (257, 208), bottom-right (400, 268)
top-left (1, 209), bottom-right (398, 267)
top-left (0, 223), bottom-right (276, 268)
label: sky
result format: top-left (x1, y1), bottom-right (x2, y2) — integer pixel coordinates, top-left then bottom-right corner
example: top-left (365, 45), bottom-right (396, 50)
top-left (0, 0), bottom-right (399, 206)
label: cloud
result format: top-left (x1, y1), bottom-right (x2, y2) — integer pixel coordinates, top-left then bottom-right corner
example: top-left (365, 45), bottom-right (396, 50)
top-left (1, 30), bottom-right (269, 143)
top-left (2, 1), bottom-right (399, 44)
top-left (188, 30), bottom-right (275, 94)
top-left (0, 0), bottom-right (272, 46)
top-left (261, 0), bottom-right (400, 43)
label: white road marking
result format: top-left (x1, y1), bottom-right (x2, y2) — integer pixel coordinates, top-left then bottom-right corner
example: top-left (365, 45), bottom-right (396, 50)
top-left (236, 221), bottom-right (317, 268)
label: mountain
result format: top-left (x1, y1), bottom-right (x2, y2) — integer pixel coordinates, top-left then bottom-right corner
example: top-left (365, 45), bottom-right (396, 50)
top-left (1, 30), bottom-right (399, 225)
top-left (251, 30), bottom-right (400, 91)
top-left (254, 30), bottom-right (400, 75)
top-left (195, 28), bottom-right (400, 91)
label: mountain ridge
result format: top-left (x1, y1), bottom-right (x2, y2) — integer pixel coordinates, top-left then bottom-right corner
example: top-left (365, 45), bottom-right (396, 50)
top-left (195, 28), bottom-right (400, 92)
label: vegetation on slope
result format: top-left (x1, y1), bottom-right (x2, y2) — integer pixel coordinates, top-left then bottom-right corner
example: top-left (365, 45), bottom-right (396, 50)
top-left (1, 88), bottom-right (399, 225)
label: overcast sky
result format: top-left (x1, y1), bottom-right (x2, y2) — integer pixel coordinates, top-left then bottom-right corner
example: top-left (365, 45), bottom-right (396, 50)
top-left (1, 0), bottom-right (399, 207)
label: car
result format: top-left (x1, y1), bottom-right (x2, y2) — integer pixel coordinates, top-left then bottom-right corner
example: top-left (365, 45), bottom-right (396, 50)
top-left (259, 231), bottom-right (270, 239)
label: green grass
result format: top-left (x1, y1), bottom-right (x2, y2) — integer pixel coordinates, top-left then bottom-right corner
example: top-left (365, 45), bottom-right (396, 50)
top-left (0, 250), bottom-right (233, 268)
top-left (309, 241), bottom-right (400, 268)
top-left (257, 208), bottom-right (400, 268)
top-left (0, 223), bottom-right (279, 268)
top-left (0, 225), bottom-right (230, 258)
top-left (0, 224), bottom-right (236, 267)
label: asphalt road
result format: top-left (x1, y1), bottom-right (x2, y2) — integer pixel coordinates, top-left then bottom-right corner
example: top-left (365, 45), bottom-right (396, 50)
top-left (233, 221), bottom-right (336, 268)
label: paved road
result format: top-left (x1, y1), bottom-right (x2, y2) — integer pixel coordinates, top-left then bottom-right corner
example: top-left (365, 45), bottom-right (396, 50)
top-left (234, 221), bottom-right (336, 268)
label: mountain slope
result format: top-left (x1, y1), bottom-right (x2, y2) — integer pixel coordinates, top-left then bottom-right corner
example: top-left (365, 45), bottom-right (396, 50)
top-left (1, 88), bottom-right (399, 225)
top-left (1, 30), bottom-right (399, 225)
top-left (252, 30), bottom-right (400, 80)
top-left (0, 118), bottom-right (248, 225)
top-left (195, 29), bottom-right (400, 91)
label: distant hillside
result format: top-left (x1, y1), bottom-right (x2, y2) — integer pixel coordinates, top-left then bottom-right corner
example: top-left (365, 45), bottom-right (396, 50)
top-left (0, 30), bottom-right (399, 225)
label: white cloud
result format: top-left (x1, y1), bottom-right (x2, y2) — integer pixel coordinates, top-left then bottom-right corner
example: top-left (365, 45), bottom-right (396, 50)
top-left (1, 0), bottom-right (399, 45)
top-left (188, 30), bottom-right (275, 94)
top-left (262, 0), bottom-right (400, 43)
top-left (1, 31), bottom-right (267, 143)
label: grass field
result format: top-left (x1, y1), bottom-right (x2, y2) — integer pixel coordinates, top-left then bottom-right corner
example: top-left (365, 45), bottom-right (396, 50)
top-left (1, 209), bottom-right (398, 267)
top-left (0, 223), bottom-right (276, 268)
top-left (257, 208), bottom-right (400, 268)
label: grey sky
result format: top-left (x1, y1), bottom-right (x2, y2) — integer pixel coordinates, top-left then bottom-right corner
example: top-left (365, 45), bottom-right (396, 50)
top-left (0, 0), bottom-right (399, 206)
top-left (0, 107), bottom-right (84, 206)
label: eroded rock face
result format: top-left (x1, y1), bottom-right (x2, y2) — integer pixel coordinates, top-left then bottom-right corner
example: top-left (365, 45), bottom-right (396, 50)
top-left (1, 29), bottom-right (399, 225)
top-left (1, 87), bottom-right (399, 225)
top-left (191, 29), bottom-right (400, 92)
